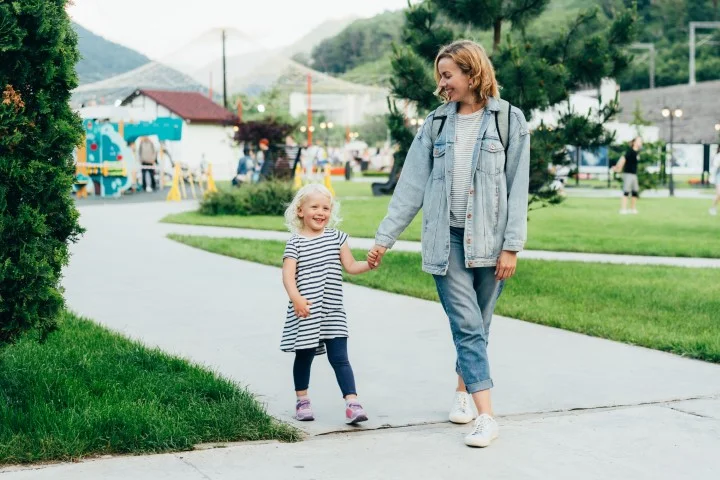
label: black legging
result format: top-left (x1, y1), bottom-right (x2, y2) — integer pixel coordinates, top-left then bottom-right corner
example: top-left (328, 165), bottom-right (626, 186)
top-left (293, 337), bottom-right (357, 397)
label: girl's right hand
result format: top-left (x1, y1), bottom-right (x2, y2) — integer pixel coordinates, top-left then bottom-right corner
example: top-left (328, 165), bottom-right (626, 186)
top-left (367, 245), bottom-right (387, 268)
top-left (292, 296), bottom-right (312, 318)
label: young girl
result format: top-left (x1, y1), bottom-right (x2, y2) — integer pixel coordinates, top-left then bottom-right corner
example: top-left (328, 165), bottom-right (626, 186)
top-left (281, 183), bottom-right (372, 424)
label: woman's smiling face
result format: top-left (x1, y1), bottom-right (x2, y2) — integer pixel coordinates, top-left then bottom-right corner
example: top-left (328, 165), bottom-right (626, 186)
top-left (437, 57), bottom-right (472, 104)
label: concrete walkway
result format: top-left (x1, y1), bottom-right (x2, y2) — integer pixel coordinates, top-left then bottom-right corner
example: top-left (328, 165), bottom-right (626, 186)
top-left (3, 200), bottom-right (719, 479)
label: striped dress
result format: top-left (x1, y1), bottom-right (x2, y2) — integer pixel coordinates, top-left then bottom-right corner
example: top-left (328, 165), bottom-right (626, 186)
top-left (281, 228), bottom-right (348, 355)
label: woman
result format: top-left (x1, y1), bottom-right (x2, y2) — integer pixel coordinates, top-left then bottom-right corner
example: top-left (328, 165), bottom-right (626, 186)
top-left (367, 40), bottom-right (530, 448)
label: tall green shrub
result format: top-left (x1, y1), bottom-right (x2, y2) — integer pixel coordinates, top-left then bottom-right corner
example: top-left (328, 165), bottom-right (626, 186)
top-left (0, 1), bottom-right (84, 344)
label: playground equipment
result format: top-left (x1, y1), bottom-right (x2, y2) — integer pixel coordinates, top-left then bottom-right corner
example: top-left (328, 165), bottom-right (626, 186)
top-left (323, 164), bottom-right (335, 197)
top-left (75, 117), bottom-right (183, 198)
top-left (293, 163), bottom-right (303, 189)
top-left (166, 159), bottom-right (218, 202)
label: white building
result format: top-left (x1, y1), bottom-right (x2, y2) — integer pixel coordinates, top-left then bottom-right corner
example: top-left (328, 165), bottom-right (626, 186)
top-left (529, 79), bottom-right (660, 144)
top-left (122, 89), bottom-right (239, 180)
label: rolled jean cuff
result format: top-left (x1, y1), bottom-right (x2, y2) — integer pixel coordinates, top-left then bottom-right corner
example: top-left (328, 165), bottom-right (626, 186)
top-left (465, 378), bottom-right (494, 394)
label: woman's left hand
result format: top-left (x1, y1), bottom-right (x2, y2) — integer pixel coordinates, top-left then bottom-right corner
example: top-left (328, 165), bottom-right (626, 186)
top-left (495, 250), bottom-right (518, 281)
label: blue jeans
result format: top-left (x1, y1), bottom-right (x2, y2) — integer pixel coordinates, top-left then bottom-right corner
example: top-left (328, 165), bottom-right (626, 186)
top-left (433, 227), bottom-right (504, 393)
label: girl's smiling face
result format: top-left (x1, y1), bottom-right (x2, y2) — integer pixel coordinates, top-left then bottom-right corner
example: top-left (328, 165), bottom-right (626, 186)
top-left (437, 57), bottom-right (473, 105)
top-left (298, 191), bottom-right (332, 234)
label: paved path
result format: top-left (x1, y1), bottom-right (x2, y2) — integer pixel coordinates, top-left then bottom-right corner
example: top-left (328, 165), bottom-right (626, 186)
top-left (3, 200), bottom-right (719, 479)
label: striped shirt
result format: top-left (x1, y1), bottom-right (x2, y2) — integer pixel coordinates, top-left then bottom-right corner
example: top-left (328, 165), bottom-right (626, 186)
top-left (450, 108), bottom-right (484, 227)
top-left (281, 228), bottom-right (348, 355)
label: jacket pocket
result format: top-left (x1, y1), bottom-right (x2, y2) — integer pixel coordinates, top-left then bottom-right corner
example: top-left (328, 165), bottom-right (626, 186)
top-left (478, 139), bottom-right (504, 175)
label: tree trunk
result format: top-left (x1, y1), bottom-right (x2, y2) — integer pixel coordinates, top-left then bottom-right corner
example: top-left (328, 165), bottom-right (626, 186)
top-left (493, 18), bottom-right (502, 53)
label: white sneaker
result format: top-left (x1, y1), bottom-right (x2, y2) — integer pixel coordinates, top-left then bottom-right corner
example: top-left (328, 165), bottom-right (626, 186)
top-left (619, 209), bottom-right (629, 215)
top-left (710, 208), bottom-right (717, 216)
top-left (630, 209), bottom-right (638, 214)
top-left (449, 391), bottom-right (474, 424)
top-left (465, 414), bottom-right (499, 448)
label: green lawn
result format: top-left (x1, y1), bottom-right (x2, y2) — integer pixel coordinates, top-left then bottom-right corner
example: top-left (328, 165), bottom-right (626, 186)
top-left (168, 235), bottom-right (720, 364)
top-left (0, 312), bottom-right (299, 465)
top-left (163, 193), bottom-right (720, 258)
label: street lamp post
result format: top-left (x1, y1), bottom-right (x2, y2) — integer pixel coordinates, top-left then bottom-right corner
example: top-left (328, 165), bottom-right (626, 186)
top-left (320, 121), bottom-right (334, 148)
top-left (661, 107), bottom-right (683, 197)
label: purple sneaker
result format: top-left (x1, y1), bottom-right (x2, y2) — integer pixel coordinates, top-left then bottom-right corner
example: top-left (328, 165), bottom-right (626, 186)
top-left (295, 398), bottom-right (314, 421)
top-left (345, 401), bottom-right (368, 424)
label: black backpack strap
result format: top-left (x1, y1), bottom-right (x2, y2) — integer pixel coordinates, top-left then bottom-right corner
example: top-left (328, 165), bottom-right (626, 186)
top-left (431, 115), bottom-right (446, 144)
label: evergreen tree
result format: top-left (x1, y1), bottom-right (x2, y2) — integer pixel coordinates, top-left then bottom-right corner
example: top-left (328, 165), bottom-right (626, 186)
top-left (0, 0), bottom-right (84, 344)
top-left (435, 0), bottom-right (551, 53)
top-left (384, 0), bottom-right (637, 207)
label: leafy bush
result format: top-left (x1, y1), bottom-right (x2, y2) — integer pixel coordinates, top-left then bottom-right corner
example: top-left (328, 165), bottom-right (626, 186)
top-left (200, 181), bottom-right (295, 216)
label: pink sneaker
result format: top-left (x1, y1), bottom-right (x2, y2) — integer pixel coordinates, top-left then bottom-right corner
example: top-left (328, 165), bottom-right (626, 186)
top-left (345, 401), bottom-right (368, 424)
top-left (295, 398), bottom-right (314, 421)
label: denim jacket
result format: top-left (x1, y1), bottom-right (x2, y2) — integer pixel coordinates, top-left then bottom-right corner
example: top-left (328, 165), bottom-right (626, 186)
top-left (375, 97), bottom-right (530, 275)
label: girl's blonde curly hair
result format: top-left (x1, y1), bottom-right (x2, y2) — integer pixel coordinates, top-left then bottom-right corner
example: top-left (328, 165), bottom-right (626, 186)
top-left (284, 183), bottom-right (342, 234)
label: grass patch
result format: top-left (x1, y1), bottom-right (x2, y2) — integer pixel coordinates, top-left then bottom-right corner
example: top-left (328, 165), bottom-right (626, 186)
top-left (163, 195), bottom-right (720, 258)
top-left (0, 312), bottom-right (299, 465)
top-left (169, 234), bottom-right (720, 364)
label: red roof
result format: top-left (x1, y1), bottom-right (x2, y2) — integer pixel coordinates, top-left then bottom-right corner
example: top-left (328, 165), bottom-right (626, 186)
top-left (135, 89), bottom-right (237, 124)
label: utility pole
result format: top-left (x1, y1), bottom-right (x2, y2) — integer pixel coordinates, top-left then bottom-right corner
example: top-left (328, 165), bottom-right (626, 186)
top-left (222, 29), bottom-right (228, 109)
top-left (630, 43), bottom-right (655, 89)
top-left (307, 73), bottom-right (313, 145)
top-left (689, 22), bottom-right (720, 86)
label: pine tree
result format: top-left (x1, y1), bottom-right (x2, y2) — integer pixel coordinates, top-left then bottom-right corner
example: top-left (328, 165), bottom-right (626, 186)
top-left (383, 0), bottom-right (638, 207)
top-left (0, 0), bottom-right (84, 344)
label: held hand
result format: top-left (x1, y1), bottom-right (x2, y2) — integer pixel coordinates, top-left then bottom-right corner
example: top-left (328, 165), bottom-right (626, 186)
top-left (292, 296), bottom-right (312, 318)
top-left (367, 245), bottom-right (388, 268)
top-left (495, 251), bottom-right (518, 281)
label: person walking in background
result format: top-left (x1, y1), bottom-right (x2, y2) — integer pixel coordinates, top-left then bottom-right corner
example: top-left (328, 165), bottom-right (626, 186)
top-left (710, 145), bottom-right (720, 216)
top-left (232, 146), bottom-right (254, 187)
top-left (138, 136), bottom-right (157, 193)
top-left (302, 141), bottom-right (322, 183)
top-left (613, 136), bottom-right (643, 214)
top-left (285, 135), bottom-right (301, 174)
top-left (258, 138), bottom-right (273, 181)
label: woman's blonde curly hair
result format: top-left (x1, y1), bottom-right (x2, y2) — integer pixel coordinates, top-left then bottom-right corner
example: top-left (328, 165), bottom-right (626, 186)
top-left (284, 183), bottom-right (342, 234)
top-left (433, 40), bottom-right (500, 104)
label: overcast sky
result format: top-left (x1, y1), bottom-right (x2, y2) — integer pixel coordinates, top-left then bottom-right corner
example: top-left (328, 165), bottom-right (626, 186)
top-left (66, 0), bottom-right (411, 60)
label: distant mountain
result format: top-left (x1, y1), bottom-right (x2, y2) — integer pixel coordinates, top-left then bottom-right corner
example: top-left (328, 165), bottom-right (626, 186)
top-left (281, 16), bottom-right (359, 59)
top-left (71, 61), bottom-right (209, 107)
top-left (160, 26), bottom-right (383, 96)
top-left (73, 22), bottom-right (151, 84)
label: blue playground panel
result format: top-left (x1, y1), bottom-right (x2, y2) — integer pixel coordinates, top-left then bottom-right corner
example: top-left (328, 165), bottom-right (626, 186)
top-left (79, 118), bottom-right (183, 197)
